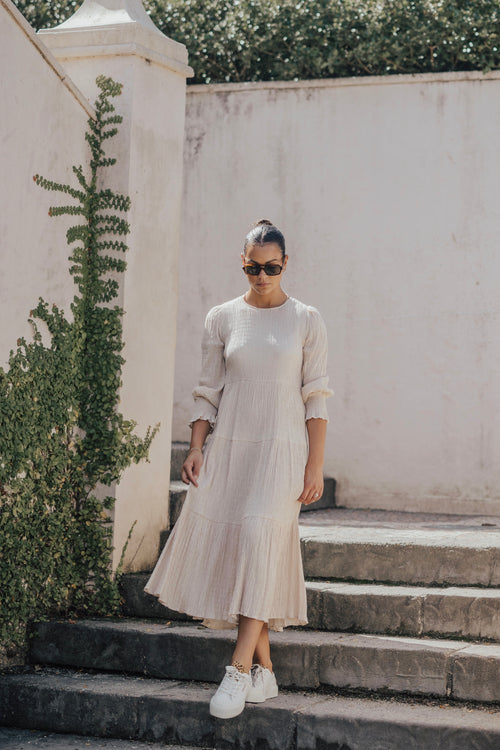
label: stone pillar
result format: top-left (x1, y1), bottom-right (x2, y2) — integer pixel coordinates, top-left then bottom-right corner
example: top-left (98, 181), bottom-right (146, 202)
top-left (37, 1), bottom-right (193, 572)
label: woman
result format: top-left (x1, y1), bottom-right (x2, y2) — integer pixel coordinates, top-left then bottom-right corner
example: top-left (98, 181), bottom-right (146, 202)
top-left (145, 219), bottom-right (332, 719)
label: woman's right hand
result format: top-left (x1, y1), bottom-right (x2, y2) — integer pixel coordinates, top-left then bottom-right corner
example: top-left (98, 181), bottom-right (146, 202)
top-left (181, 449), bottom-right (204, 486)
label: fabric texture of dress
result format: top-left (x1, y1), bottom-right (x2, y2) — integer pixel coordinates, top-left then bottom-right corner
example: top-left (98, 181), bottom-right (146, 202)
top-left (144, 293), bottom-right (333, 631)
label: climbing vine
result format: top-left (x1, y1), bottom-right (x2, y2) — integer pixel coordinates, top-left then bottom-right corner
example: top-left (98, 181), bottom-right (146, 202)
top-left (0, 75), bottom-right (158, 660)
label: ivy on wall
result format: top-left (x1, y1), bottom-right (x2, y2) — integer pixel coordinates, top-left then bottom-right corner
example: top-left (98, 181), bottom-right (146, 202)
top-left (0, 75), bottom-right (158, 658)
top-left (14, 0), bottom-right (500, 84)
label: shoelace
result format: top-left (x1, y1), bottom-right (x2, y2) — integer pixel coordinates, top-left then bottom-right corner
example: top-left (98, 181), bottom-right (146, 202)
top-left (250, 664), bottom-right (264, 689)
top-left (219, 668), bottom-right (249, 697)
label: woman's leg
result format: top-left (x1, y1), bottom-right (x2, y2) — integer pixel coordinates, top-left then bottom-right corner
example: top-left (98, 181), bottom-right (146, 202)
top-left (210, 615), bottom-right (261, 718)
top-left (252, 622), bottom-right (273, 672)
top-left (211, 616), bottom-right (277, 717)
top-left (231, 615), bottom-right (265, 673)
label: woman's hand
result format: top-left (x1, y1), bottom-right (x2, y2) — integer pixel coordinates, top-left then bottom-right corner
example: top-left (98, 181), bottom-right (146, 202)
top-left (298, 460), bottom-right (324, 505)
top-left (298, 418), bottom-right (327, 505)
top-left (181, 448), bottom-right (204, 487)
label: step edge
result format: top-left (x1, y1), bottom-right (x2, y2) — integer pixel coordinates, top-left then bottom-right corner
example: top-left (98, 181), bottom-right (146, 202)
top-left (2, 668), bottom-right (500, 716)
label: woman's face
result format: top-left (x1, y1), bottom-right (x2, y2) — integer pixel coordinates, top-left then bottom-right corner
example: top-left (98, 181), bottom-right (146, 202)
top-left (241, 242), bottom-right (288, 299)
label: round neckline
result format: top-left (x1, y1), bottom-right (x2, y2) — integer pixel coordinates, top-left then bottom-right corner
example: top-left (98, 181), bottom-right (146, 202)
top-left (241, 294), bottom-right (292, 310)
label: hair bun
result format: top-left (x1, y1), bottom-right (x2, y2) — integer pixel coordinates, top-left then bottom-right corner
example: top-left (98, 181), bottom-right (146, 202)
top-left (244, 219), bottom-right (286, 257)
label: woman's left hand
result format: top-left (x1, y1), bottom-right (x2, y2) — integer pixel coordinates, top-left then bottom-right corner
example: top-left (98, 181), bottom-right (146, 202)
top-left (297, 461), bottom-right (324, 505)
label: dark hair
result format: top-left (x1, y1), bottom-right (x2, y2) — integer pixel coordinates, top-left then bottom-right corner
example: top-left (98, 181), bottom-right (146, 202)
top-left (244, 219), bottom-right (286, 261)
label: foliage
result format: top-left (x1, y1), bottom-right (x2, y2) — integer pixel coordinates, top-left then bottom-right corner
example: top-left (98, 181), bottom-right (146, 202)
top-left (14, 0), bottom-right (500, 84)
top-left (0, 75), bottom-right (158, 655)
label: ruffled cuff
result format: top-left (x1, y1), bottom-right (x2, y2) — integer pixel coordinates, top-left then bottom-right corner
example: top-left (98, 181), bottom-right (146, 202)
top-left (301, 376), bottom-right (334, 404)
top-left (305, 394), bottom-right (330, 422)
top-left (188, 398), bottom-right (218, 430)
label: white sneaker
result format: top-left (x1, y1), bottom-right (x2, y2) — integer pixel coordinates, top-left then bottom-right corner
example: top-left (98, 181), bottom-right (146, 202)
top-left (209, 665), bottom-right (252, 719)
top-left (246, 664), bottom-right (279, 703)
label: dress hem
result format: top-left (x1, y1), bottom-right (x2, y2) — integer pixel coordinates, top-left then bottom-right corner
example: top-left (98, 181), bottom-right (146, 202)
top-left (143, 587), bottom-right (308, 632)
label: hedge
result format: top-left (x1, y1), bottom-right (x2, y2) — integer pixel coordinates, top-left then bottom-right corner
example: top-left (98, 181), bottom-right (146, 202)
top-left (14, 0), bottom-right (500, 84)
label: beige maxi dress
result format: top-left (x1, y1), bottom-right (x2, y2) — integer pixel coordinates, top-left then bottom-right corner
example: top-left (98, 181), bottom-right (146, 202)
top-left (144, 293), bottom-right (333, 631)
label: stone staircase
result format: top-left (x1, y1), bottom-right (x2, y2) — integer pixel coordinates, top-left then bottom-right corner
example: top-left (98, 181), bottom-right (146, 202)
top-left (1, 442), bottom-right (500, 749)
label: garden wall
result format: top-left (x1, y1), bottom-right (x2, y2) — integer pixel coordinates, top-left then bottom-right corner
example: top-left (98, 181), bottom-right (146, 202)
top-left (0, 0), bottom-right (191, 573)
top-left (0, 0), bottom-right (93, 364)
top-left (173, 71), bottom-right (500, 515)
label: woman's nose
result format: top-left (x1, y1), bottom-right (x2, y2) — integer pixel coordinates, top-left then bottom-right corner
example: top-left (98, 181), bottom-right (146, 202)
top-left (257, 268), bottom-right (267, 276)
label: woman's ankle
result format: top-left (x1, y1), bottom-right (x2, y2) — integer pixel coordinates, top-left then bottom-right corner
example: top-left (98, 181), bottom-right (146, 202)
top-left (231, 659), bottom-right (250, 674)
top-left (256, 661), bottom-right (273, 673)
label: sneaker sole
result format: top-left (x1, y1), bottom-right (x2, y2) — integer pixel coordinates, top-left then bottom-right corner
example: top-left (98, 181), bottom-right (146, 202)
top-left (209, 701), bottom-right (246, 719)
top-left (246, 686), bottom-right (279, 704)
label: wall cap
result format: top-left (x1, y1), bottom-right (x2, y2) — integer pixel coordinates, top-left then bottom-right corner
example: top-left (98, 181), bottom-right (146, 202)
top-left (41, 0), bottom-right (160, 33)
top-left (1, 0), bottom-right (94, 116)
top-left (187, 69), bottom-right (500, 95)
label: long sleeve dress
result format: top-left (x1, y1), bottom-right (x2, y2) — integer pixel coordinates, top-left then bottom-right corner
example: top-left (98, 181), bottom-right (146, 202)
top-left (144, 293), bottom-right (333, 632)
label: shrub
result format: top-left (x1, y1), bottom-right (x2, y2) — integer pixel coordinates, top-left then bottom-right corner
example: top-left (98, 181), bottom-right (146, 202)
top-left (0, 75), bottom-right (158, 658)
top-left (15, 0), bottom-right (500, 84)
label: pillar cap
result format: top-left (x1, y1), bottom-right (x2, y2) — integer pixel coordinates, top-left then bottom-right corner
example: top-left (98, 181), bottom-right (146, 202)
top-left (37, 0), bottom-right (193, 78)
top-left (42, 0), bottom-right (161, 32)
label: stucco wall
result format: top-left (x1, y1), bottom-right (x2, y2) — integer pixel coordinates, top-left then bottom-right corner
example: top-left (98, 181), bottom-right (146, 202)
top-left (0, 0), bottom-right (192, 572)
top-left (173, 71), bottom-right (500, 515)
top-left (0, 0), bottom-right (93, 364)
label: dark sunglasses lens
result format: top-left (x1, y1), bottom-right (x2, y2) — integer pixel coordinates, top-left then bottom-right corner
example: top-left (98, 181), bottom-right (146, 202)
top-left (265, 265), bottom-right (282, 276)
top-left (244, 264), bottom-right (282, 276)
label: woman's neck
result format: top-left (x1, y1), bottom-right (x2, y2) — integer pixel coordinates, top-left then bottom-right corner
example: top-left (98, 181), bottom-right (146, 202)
top-left (244, 289), bottom-right (289, 308)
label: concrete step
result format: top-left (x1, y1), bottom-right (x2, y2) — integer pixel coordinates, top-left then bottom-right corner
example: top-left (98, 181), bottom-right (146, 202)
top-left (1, 669), bottom-right (499, 750)
top-left (28, 619), bottom-right (500, 702)
top-left (306, 580), bottom-right (500, 640)
top-left (0, 728), bottom-right (200, 750)
top-left (170, 441), bottom-right (190, 481)
top-left (119, 572), bottom-right (500, 641)
top-left (300, 509), bottom-right (500, 585)
top-left (167, 480), bottom-right (189, 530)
top-left (119, 572), bottom-right (192, 622)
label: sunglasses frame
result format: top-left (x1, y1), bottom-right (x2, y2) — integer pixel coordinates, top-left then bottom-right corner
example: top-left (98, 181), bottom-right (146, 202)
top-left (242, 262), bottom-right (283, 277)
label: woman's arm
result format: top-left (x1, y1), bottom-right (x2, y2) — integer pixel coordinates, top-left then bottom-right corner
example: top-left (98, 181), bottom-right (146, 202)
top-left (190, 418), bottom-right (212, 452)
top-left (298, 417), bottom-right (327, 505)
top-left (183, 306), bottom-right (226, 487)
top-left (181, 418), bottom-right (212, 487)
top-left (299, 306), bottom-right (332, 505)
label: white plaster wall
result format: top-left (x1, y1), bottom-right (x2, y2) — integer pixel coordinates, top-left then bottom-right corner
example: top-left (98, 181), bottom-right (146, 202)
top-left (38, 11), bottom-right (192, 572)
top-left (48, 55), bottom-right (189, 572)
top-left (173, 72), bottom-right (500, 515)
top-left (0, 0), bottom-right (93, 364)
top-left (1, 0), bottom-right (191, 572)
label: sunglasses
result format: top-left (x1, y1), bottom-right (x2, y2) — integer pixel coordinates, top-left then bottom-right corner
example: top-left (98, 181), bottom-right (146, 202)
top-left (242, 262), bottom-right (283, 277)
